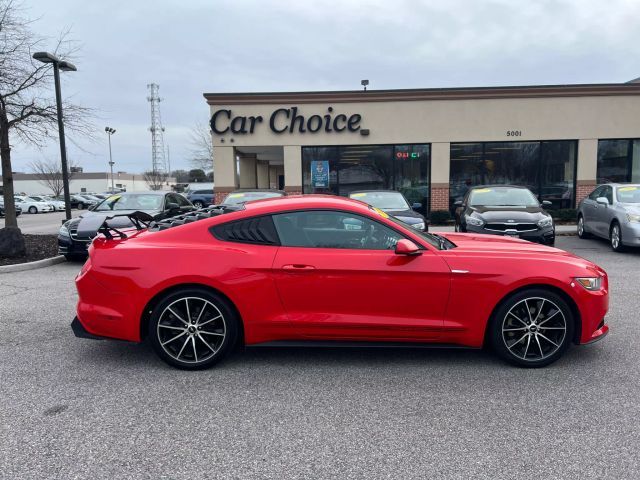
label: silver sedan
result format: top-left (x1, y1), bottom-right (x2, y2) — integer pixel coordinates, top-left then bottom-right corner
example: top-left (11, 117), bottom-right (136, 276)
top-left (577, 183), bottom-right (640, 251)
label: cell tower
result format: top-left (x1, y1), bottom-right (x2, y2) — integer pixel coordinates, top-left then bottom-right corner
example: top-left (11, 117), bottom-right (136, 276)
top-left (147, 83), bottom-right (166, 173)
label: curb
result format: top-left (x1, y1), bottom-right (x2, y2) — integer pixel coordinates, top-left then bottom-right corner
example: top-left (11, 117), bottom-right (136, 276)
top-left (0, 255), bottom-right (67, 274)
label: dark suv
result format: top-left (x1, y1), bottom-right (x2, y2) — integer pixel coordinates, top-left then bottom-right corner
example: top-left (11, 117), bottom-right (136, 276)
top-left (185, 189), bottom-right (214, 209)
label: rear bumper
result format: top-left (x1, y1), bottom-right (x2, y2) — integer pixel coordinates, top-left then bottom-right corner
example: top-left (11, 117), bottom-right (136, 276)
top-left (71, 316), bottom-right (104, 340)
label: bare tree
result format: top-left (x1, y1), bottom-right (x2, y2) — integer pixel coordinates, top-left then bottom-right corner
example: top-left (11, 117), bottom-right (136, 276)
top-left (188, 121), bottom-right (213, 172)
top-left (0, 0), bottom-right (93, 256)
top-left (143, 170), bottom-right (169, 191)
top-left (29, 157), bottom-right (78, 196)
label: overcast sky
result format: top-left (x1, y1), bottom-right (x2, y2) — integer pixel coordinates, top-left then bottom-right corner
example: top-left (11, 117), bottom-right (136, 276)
top-left (11, 0), bottom-right (640, 174)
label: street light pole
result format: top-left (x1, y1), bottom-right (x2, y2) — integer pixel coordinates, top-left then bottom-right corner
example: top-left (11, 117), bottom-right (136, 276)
top-left (105, 127), bottom-right (116, 192)
top-left (33, 52), bottom-right (76, 221)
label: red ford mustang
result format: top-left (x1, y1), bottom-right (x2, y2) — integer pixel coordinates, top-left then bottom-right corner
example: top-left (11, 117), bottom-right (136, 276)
top-left (73, 195), bottom-right (609, 369)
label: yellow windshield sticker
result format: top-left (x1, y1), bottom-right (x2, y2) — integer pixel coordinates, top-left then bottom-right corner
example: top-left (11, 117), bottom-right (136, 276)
top-left (474, 188), bottom-right (492, 193)
top-left (372, 207), bottom-right (389, 218)
top-left (619, 187), bottom-right (637, 191)
top-left (107, 195), bottom-right (121, 202)
top-left (228, 193), bottom-right (244, 198)
top-left (351, 193), bottom-right (366, 198)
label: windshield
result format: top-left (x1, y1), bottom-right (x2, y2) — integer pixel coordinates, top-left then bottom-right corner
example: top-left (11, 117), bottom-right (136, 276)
top-left (222, 191), bottom-right (283, 205)
top-left (369, 206), bottom-right (451, 250)
top-left (469, 187), bottom-right (539, 207)
top-left (30, 196), bottom-right (44, 201)
top-left (95, 194), bottom-right (164, 211)
top-left (350, 191), bottom-right (410, 210)
top-left (617, 186), bottom-right (640, 204)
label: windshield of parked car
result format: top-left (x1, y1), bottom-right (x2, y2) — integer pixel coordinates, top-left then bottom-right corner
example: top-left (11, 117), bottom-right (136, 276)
top-left (468, 187), bottom-right (539, 207)
top-left (349, 191), bottom-right (410, 210)
top-left (222, 191), bottom-right (283, 205)
top-left (617, 186), bottom-right (640, 204)
top-left (95, 194), bottom-right (164, 211)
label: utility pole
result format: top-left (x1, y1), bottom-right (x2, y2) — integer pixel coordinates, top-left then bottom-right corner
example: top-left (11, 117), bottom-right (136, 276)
top-left (105, 127), bottom-right (116, 192)
top-left (147, 83), bottom-right (166, 173)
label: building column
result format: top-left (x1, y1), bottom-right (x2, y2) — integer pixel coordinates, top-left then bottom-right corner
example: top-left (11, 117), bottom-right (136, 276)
top-left (576, 139), bottom-right (598, 206)
top-left (238, 154), bottom-right (257, 188)
top-left (430, 142), bottom-right (450, 213)
top-left (213, 146), bottom-right (237, 204)
top-left (256, 161), bottom-right (269, 188)
top-left (283, 145), bottom-right (302, 195)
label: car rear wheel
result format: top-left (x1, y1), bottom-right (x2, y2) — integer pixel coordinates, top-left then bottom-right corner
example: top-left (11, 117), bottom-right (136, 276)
top-left (489, 289), bottom-right (574, 368)
top-left (193, 201), bottom-right (204, 209)
top-left (577, 215), bottom-right (591, 239)
top-left (610, 222), bottom-right (625, 252)
top-left (28, 206), bottom-right (37, 214)
top-left (149, 288), bottom-right (239, 370)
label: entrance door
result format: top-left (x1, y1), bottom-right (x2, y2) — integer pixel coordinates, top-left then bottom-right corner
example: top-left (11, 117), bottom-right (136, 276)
top-left (270, 210), bottom-right (450, 340)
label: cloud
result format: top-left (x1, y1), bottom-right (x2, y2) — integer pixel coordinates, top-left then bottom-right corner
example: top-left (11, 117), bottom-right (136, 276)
top-left (9, 0), bottom-right (640, 175)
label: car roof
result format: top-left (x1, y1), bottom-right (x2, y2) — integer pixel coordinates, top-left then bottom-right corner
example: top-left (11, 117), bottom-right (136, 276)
top-left (470, 185), bottom-right (531, 190)
top-left (229, 189), bottom-right (286, 194)
top-left (241, 194), bottom-right (370, 215)
top-left (348, 190), bottom-right (405, 195)
top-left (105, 191), bottom-right (168, 196)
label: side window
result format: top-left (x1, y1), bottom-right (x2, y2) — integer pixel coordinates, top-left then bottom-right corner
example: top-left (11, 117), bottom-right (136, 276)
top-left (211, 216), bottom-right (279, 246)
top-left (272, 210), bottom-right (403, 250)
top-left (588, 186), bottom-right (604, 200)
top-left (175, 193), bottom-right (191, 207)
top-left (604, 186), bottom-right (613, 204)
top-left (165, 193), bottom-right (181, 208)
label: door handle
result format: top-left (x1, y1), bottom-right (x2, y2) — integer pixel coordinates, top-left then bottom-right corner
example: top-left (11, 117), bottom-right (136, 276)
top-left (281, 264), bottom-right (316, 271)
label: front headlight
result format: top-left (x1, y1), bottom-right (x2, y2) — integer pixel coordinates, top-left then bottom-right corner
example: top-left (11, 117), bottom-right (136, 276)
top-left (574, 277), bottom-right (602, 291)
top-left (466, 215), bottom-right (484, 227)
top-left (59, 224), bottom-right (70, 237)
top-left (411, 222), bottom-right (425, 231)
top-left (537, 217), bottom-right (553, 228)
top-left (627, 213), bottom-right (640, 223)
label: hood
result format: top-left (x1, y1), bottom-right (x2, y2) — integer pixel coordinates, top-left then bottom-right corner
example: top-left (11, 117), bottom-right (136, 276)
top-left (619, 203), bottom-right (640, 215)
top-left (440, 232), bottom-right (576, 256)
top-left (469, 205), bottom-right (549, 222)
top-left (383, 208), bottom-right (425, 223)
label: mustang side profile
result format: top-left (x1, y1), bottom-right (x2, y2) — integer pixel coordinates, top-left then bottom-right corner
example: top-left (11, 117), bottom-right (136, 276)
top-left (73, 195), bottom-right (609, 370)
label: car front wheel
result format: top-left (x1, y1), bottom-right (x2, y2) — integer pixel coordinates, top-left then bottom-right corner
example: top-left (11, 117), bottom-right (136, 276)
top-left (193, 201), bottom-right (204, 209)
top-left (610, 222), bottom-right (625, 252)
top-left (28, 206), bottom-right (37, 214)
top-left (148, 288), bottom-right (239, 370)
top-left (489, 289), bottom-right (574, 368)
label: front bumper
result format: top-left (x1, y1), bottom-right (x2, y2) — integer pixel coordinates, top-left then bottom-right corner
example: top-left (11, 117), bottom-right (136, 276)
top-left (620, 222), bottom-right (640, 247)
top-left (464, 224), bottom-right (555, 244)
top-left (58, 234), bottom-right (90, 257)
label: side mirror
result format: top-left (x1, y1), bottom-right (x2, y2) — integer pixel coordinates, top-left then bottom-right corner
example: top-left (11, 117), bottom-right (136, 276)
top-left (411, 202), bottom-right (422, 210)
top-left (454, 200), bottom-right (463, 207)
top-left (395, 239), bottom-right (422, 256)
top-left (596, 197), bottom-right (609, 206)
top-left (542, 200), bottom-right (552, 206)
top-left (167, 202), bottom-right (179, 211)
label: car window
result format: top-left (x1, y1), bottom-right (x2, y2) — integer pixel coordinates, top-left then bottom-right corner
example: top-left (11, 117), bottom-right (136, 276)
top-left (95, 194), bottom-right (164, 211)
top-left (222, 191), bottom-right (284, 205)
top-left (174, 193), bottom-right (192, 207)
top-left (588, 186), bottom-right (604, 200)
top-left (349, 191), bottom-right (410, 210)
top-left (604, 186), bottom-right (613, 204)
top-left (468, 187), bottom-right (539, 207)
top-left (616, 186), bottom-right (640, 204)
top-left (272, 210), bottom-right (403, 250)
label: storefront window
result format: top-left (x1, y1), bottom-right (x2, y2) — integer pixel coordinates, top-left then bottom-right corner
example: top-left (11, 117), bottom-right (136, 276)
top-left (302, 144), bottom-right (431, 213)
top-left (597, 139), bottom-right (640, 183)
top-left (449, 140), bottom-right (576, 211)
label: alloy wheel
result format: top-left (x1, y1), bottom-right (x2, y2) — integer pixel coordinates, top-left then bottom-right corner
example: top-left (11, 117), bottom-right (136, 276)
top-left (611, 224), bottom-right (621, 250)
top-left (501, 297), bottom-right (567, 362)
top-left (156, 296), bottom-right (227, 364)
top-left (578, 217), bottom-right (584, 236)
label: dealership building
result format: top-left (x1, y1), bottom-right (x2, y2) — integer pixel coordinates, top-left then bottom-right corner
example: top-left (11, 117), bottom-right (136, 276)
top-left (204, 80), bottom-right (640, 213)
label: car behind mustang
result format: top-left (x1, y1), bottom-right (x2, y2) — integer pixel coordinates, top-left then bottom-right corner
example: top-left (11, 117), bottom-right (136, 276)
top-left (73, 195), bottom-right (609, 370)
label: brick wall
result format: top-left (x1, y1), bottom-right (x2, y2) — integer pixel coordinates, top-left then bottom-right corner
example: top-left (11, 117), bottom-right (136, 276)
top-left (214, 191), bottom-right (228, 205)
top-left (576, 183), bottom-right (596, 206)
top-left (430, 185), bottom-right (450, 212)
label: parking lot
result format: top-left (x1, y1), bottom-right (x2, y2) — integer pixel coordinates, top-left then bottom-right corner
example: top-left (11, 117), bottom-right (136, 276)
top-left (1, 236), bottom-right (639, 479)
top-left (1, 210), bottom-right (69, 234)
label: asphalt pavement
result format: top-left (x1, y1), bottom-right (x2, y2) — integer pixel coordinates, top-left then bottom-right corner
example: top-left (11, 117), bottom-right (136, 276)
top-left (1, 236), bottom-right (638, 479)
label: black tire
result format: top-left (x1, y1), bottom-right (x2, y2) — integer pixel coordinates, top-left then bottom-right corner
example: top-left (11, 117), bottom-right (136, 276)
top-left (193, 201), bottom-right (204, 209)
top-left (577, 215), bottom-right (591, 239)
top-left (78, 203), bottom-right (84, 210)
top-left (148, 288), bottom-right (239, 370)
top-left (454, 222), bottom-right (459, 232)
top-left (610, 221), bottom-right (626, 252)
top-left (488, 288), bottom-right (574, 368)
top-left (28, 206), bottom-right (37, 214)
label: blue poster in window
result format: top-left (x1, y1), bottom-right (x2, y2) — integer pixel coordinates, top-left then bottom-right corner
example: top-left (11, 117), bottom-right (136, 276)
top-left (311, 160), bottom-right (329, 188)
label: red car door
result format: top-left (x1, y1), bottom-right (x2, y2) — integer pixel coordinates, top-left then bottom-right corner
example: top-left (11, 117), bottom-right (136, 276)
top-left (271, 210), bottom-right (451, 341)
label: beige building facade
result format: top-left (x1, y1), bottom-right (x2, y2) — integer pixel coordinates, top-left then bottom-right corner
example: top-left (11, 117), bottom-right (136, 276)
top-left (204, 82), bottom-right (640, 213)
